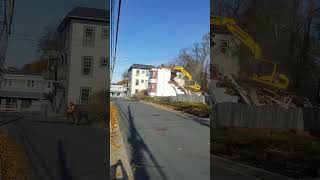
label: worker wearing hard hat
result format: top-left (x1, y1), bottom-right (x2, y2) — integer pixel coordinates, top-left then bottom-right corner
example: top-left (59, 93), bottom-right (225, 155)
top-left (67, 102), bottom-right (76, 124)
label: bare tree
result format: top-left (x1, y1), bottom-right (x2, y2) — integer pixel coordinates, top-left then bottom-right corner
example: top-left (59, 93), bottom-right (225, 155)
top-left (173, 33), bottom-right (210, 92)
top-left (37, 20), bottom-right (61, 56)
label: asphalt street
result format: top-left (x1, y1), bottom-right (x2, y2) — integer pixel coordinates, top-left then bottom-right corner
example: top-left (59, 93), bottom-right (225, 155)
top-left (114, 99), bottom-right (260, 180)
top-left (2, 113), bottom-right (108, 180)
top-left (213, 165), bottom-right (258, 180)
top-left (115, 99), bottom-right (210, 180)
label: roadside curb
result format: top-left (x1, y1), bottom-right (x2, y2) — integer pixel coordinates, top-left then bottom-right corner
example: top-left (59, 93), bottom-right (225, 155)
top-left (141, 100), bottom-right (210, 127)
top-left (212, 155), bottom-right (296, 180)
top-left (110, 104), bottom-right (134, 180)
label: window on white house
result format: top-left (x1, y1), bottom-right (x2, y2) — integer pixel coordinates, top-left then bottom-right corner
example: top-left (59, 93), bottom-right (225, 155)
top-left (141, 80), bottom-right (144, 83)
top-left (136, 70), bottom-right (140, 76)
top-left (6, 98), bottom-right (17, 108)
top-left (26, 80), bottom-right (36, 88)
top-left (7, 79), bottom-right (15, 87)
top-left (83, 26), bottom-right (95, 47)
top-left (101, 27), bottom-right (108, 39)
top-left (142, 70), bottom-right (145, 74)
top-left (100, 57), bottom-right (108, 66)
top-left (80, 87), bottom-right (91, 104)
top-left (47, 82), bottom-right (52, 89)
top-left (135, 79), bottom-right (139, 86)
top-left (135, 89), bottom-right (138, 93)
top-left (82, 56), bottom-right (93, 77)
top-left (150, 84), bottom-right (157, 92)
top-left (21, 99), bottom-right (32, 109)
top-left (220, 40), bottom-right (229, 54)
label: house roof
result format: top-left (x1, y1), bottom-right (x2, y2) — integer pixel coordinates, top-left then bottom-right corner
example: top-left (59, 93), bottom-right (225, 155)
top-left (58, 7), bottom-right (109, 31)
top-left (0, 91), bottom-right (44, 99)
top-left (2, 69), bottom-right (42, 76)
top-left (128, 64), bottom-right (154, 71)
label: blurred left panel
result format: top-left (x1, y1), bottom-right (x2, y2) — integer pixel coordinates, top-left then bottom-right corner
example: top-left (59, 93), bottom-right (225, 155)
top-left (0, 0), bottom-right (110, 179)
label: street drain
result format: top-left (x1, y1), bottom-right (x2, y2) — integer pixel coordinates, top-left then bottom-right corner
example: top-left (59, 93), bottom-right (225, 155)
top-left (152, 114), bottom-right (160, 117)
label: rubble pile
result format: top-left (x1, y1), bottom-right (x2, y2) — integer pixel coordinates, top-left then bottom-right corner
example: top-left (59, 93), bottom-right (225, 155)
top-left (214, 74), bottom-right (320, 109)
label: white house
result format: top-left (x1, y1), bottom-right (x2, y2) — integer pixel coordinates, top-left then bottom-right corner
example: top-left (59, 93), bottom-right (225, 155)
top-left (209, 25), bottom-right (239, 104)
top-left (54, 7), bottom-right (109, 112)
top-left (127, 64), bottom-right (154, 96)
top-left (148, 67), bottom-right (186, 97)
top-left (0, 68), bottom-right (53, 112)
top-left (110, 84), bottom-right (127, 98)
top-left (211, 27), bottom-right (240, 77)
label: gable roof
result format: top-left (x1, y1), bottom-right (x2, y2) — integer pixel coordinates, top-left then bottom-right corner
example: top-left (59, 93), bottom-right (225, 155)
top-left (58, 7), bottom-right (109, 31)
top-left (2, 69), bottom-right (42, 76)
top-left (0, 91), bottom-right (44, 99)
top-left (128, 64), bottom-right (155, 71)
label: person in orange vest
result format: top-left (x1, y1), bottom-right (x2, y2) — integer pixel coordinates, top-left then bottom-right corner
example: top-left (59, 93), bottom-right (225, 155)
top-left (67, 102), bottom-right (76, 124)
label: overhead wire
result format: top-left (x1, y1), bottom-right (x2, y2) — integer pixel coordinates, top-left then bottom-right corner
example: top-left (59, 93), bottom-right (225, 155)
top-left (111, 0), bottom-right (121, 82)
top-left (110, 0), bottom-right (115, 78)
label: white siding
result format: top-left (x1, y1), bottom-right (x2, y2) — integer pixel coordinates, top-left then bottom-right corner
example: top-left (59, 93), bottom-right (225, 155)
top-left (212, 33), bottom-right (240, 77)
top-left (58, 21), bottom-right (109, 105)
top-left (1, 74), bottom-right (45, 93)
top-left (129, 68), bottom-right (150, 96)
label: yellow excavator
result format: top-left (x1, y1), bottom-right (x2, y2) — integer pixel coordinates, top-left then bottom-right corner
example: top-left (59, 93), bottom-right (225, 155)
top-left (171, 66), bottom-right (201, 92)
top-left (211, 16), bottom-right (289, 90)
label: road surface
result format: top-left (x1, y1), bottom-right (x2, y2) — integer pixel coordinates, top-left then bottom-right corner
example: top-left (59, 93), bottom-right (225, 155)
top-left (2, 113), bottom-right (108, 180)
top-left (213, 165), bottom-right (258, 180)
top-left (114, 99), bottom-right (259, 180)
top-left (115, 99), bottom-right (209, 180)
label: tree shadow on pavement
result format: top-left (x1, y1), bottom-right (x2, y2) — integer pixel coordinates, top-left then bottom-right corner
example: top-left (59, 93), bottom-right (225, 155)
top-left (57, 140), bottom-right (74, 180)
top-left (127, 105), bottom-right (168, 180)
top-left (110, 159), bottom-right (129, 180)
top-left (14, 121), bottom-right (56, 180)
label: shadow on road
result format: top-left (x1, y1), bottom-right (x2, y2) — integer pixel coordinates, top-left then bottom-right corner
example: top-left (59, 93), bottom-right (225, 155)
top-left (126, 105), bottom-right (168, 180)
top-left (0, 116), bottom-right (23, 127)
top-left (110, 159), bottom-right (129, 180)
top-left (14, 121), bottom-right (55, 180)
top-left (57, 140), bottom-right (74, 180)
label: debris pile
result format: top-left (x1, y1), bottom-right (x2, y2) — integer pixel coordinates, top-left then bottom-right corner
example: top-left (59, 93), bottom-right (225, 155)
top-left (214, 74), bottom-right (320, 109)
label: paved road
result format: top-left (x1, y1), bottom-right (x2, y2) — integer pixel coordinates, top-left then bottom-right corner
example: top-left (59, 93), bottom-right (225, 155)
top-left (213, 165), bottom-right (258, 180)
top-left (2, 113), bottom-right (108, 180)
top-left (115, 99), bottom-right (210, 180)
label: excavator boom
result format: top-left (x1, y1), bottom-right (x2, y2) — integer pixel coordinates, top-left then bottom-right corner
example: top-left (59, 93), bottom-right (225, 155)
top-left (172, 66), bottom-right (201, 92)
top-left (211, 16), bottom-right (262, 59)
top-left (211, 15), bottom-right (289, 90)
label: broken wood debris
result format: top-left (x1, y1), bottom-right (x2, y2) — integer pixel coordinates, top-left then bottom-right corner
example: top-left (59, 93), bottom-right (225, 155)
top-left (213, 74), bottom-right (320, 109)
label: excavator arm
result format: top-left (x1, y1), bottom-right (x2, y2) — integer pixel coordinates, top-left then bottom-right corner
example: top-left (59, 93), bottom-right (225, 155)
top-left (172, 66), bottom-right (201, 92)
top-left (211, 16), bottom-right (262, 59)
top-left (211, 15), bottom-right (289, 90)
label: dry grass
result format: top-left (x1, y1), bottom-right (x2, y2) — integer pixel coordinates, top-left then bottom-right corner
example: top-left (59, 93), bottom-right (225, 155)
top-left (0, 130), bottom-right (27, 179)
top-left (110, 103), bottom-right (119, 133)
top-left (110, 103), bottom-right (122, 150)
top-left (143, 97), bottom-right (210, 118)
top-left (212, 127), bottom-right (320, 178)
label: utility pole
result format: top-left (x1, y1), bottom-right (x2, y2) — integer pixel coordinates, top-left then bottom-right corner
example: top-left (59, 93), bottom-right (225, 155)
top-left (0, 0), bottom-right (14, 89)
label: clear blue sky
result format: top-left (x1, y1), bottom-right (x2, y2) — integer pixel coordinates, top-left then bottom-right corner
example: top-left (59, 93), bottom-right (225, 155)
top-left (6, 0), bottom-right (108, 68)
top-left (112, 0), bottom-right (210, 83)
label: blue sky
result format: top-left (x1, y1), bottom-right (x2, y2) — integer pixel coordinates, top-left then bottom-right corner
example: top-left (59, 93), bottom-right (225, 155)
top-left (112, 0), bottom-right (210, 83)
top-left (6, 0), bottom-right (107, 68)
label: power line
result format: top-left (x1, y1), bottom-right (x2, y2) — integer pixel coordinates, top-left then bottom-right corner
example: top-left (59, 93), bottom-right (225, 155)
top-left (110, 0), bottom-right (115, 78)
top-left (111, 0), bottom-right (122, 82)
